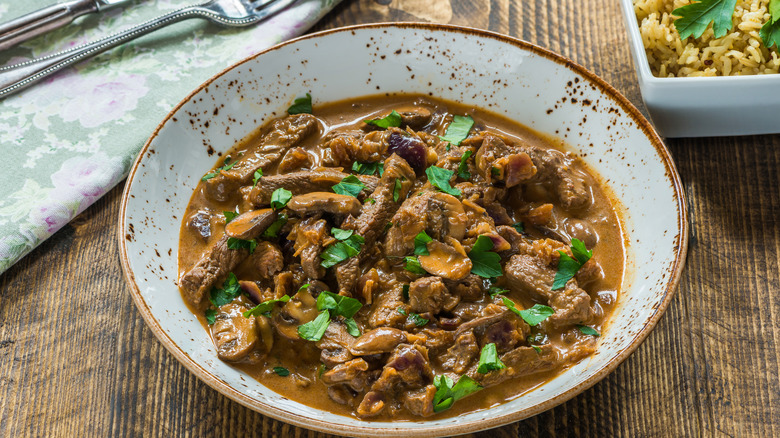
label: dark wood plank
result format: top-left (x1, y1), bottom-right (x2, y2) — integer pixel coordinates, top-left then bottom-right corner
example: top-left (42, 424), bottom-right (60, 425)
top-left (2, 0), bottom-right (780, 436)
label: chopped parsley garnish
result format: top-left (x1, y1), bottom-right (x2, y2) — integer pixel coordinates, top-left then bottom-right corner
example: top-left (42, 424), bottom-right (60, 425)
top-left (393, 179), bottom-right (402, 202)
top-left (432, 375), bottom-right (482, 412)
top-left (352, 161), bottom-right (384, 176)
top-left (365, 198), bottom-right (376, 205)
top-left (488, 285), bottom-right (509, 297)
top-left (204, 308), bottom-right (217, 325)
top-left (223, 211), bottom-right (239, 223)
top-left (477, 343), bottom-right (506, 374)
top-left (227, 237), bottom-right (258, 254)
top-left (201, 156), bottom-right (236, 181)
top-left (243, 295), bottom-right (291, 318)
top-left (577, 325), bottom-right (601, 337)
top-left (272, 366), bottom-right (290, 376)
top-left (320, 230), bottom-right (365, 268)
top-left (672, 0), bottom-right (737, 39)
top-left (527, 332), bottom-right (546, 345)
top-left (344, 318), bottom-right (361, 337)
top-left (425, 166), bottom-right (461, 197)
top-left (402, 284), bottom-right (410, 301)
top-left (317, 363), bottom-right (327, 378)
top-left (364, 110), bottom-right (402, 128)
top-left (262, 213), bottom-right (287, 239)
top-left (332, 175), bottom-right (365, 198)
top-left (413, 231), bottom-right (433, 256)
top-left (316, 291), bottom-right (363, 319)
top-left (552, 238), bottom-right (593, 290)
top-left (404, 256), bottom-right (427, 275)
top-left (252, 169), bottom-right (262, 187)
top-left (439, 114), bottom-right (474, 146)
top-left (397, 307), bottom-right (429, 326)
top-left (270, 188), bottom-right (292, 210)
top-left (297, 310), bottom-right (330, 341)
top-left (532, 345), bottom-right (542, 353)
top-left (761, 0), bottom-right (780, 49)
top-left (467, 235), bottom-right (502, 278)
top-left (502, 298), bottom-right (555, 326)
top-left (457, 150), bottom-right (473, 180)
top-left (208, 272), bottom-right (241, 307)
top-left (287, 93), bottom-right (312, 114)
top-left (512, 222), bottom-right (524, 233)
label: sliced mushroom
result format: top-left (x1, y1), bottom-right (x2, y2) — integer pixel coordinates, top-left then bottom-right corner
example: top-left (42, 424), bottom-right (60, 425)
top-left (350, 328), bottom-right (408, 356)
top-left (417, 237), bottom-right (472, 281)
top-left (224, 208), bottom-right (277, 240)
top-left (272, 288), bottom-right (318, 340)
top-left (384, 191), bottom-right (467, 257)
top-left (287, 192), bottom-right (362, 217)
top-left (211, 302), bottom-right (269, 364)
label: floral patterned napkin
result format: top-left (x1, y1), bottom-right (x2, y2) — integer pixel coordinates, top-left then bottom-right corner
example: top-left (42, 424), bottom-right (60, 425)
top-left (0, 0), bottom-right (341, 274)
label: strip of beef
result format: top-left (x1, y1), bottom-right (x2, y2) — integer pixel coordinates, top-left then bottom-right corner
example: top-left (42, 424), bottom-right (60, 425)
top-left (321, 358), bottom-right (370, 391)
top-left (291, 217), bottom-right (328, 279)
top-left (468, 344), bottom-right (560, 387)
top-left (473, 134), bottom-right (537, 188)
top-left (408, 276), bottom-right (459, 314)
top-left (205, 114), bottom-right (318, 201)
top-left (518, 144), bottom-right (592, 213)
top-left (368, 283), bottom-right (407, 329)
top-left (384, 191), bottom-right (467, 257)
top-left (246, 169), bottom-right (379, 206)
top-left (504, 252), bottom-right (593, 328)
top-left (316, 321), bottom-right (357, 367)
top-left (440, 331), bottom-right (480, 373)
top-left (402, 385), bottom-right (436, 417)
top-left (323, 130), bottom-right (388, 166)
top-left (334, 154), bottom-right (415, 295)
top-left (179, 236), bottom-right (248, 307)
top-left (456, 308), bottom-right (528, 352)
top-left (248, 241), bottom-right (284, 280)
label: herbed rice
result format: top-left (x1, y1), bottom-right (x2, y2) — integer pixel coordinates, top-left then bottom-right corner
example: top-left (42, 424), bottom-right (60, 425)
top-left (634, 0), bottom-right (780, 76)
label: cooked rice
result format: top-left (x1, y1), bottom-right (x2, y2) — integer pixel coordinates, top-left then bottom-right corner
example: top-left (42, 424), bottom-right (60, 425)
top-left (634, 0), bottom-right (780, 76)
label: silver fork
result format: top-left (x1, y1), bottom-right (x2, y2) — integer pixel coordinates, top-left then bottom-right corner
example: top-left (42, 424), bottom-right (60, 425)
top-left (0, 0), bottom-right (297, 99)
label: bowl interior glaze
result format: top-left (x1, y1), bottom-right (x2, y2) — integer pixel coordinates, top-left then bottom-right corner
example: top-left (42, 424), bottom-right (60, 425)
top-left (119, 23), bottom-right (687, 437)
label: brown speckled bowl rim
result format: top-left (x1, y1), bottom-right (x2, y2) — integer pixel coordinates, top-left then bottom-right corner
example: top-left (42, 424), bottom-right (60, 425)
top-left (118, 22), bottom-right (688, 438)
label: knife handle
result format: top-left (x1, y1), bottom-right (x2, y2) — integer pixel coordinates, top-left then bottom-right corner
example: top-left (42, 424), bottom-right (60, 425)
top-left (0, 0), bottom-right (98, 51)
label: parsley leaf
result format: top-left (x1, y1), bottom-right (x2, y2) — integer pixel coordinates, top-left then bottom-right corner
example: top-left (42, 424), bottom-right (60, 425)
top-left (468, 235), bottom-right (503, 278)
top-left (425, 166), bottom-right (461, 197)
top-left (488, 285), bottom-right (508, 297)
top-left (227, 237), bottom-right (258, 254)
top-left (332, 175), bottom-right (365, 198)
top-left (297, 310), bottom-right (330, 341)
top-left (201, 156), bottom-right (237, 181)
top-left (272, 366), bottom-right (290, 377)
top-left (578, 325), bottom-right (601, 337)
top-left (252, 169), bottom-right (263, 187)
top-left (457, 150), bottom-right (473, 180)
top-left (352, 161), bottom-right (384, 176)
top-left (552, 238), bottom-right (593, 290)
top-left (432, 375), bottom-right (482, 412)
top-left (262, 213), bottom-right (287, 239)
top-left (413, 231), bottom-right (433, 256)
top-left (397, 307), bottom-right (429, 326)
top-left (760, 0), bottom-right (780, 49)
top-left (209, 273), bottom-right (241, 307)
top-left (317, 291), bottom-right (363, 319)
top-left (404, 256), bottom-right (427, 275)
top-left (393, 179), bottom-right (402, 202)
top-left (512, 222), bottom-right (524, 233)
top-left (439, 115), bottom-right (474, 146)
top-left (344, 317), bottom-right (361, 336)
top-left (320, 230), bottom-right (365, 268)
top-left (477, 343), bottom-right (506, 374)
top-left (223, 211), bottom-right (239, 223)
top-left (402, 284), bottom-right (410, 301)
top-left (204, 308), bottom-right (217, 325)
top-left (502, 298), bottom-right (555, 326)
top-left (270, 188), bottom-right (292, 210)
top-left (287, 93), bottom-right (312, 114)
top-left (672, 0), bottom-right (737, 39)
top-left (364, 110), bottom-right (402, 129)
top-left (243, 295), bottom-right (291, 318)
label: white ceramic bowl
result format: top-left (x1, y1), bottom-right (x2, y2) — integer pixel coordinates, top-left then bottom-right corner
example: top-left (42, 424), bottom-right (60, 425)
top-left (119, 23), bottom-right (687, 437)
top-left (620, 0), bottom-right (780, 138)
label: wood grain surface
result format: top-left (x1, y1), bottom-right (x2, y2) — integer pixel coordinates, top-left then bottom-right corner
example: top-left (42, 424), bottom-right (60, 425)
top-left (2, 0), bottom-right (780, 436)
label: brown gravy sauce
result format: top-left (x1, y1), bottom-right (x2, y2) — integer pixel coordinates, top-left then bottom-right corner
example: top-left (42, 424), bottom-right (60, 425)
top-left (177, 94), bottom-right (626, 421)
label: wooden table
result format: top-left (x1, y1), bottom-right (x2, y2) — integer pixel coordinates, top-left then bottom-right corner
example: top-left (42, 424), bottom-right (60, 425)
top-left (2, 0), bottom-right (779, 436)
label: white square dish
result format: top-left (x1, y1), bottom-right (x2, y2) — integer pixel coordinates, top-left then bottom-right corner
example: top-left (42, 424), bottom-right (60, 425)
top-left (620, 0), bottom-right (780, 138)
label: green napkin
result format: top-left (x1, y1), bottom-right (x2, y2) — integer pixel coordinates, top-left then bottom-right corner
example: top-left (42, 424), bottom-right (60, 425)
top-left (0, 0), bottom-right (341, 273)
